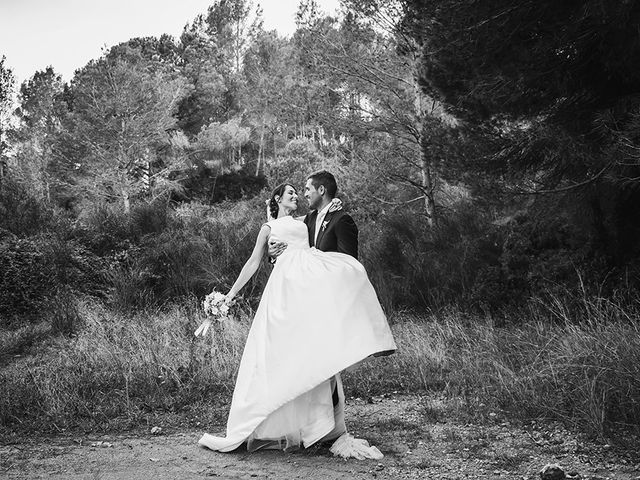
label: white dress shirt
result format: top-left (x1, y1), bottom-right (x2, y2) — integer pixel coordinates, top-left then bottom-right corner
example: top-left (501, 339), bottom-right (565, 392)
top-left (314, 202), bottom-right (333, 245)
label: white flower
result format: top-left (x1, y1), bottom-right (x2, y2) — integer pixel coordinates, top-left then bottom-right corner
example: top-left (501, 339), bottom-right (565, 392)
top-left (195, 289), bottom-right (231, 337)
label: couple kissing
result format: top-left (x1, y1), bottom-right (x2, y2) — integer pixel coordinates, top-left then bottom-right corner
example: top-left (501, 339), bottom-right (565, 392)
top-left (198, 170), bottom-right (396, 459)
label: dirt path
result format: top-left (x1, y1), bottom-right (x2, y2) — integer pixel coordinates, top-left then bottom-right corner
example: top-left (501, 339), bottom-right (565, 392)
top-left (2, 395), bottom-right (639, 479)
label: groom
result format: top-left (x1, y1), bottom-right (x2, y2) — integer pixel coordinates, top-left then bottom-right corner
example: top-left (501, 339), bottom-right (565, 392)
top-left (269, 169), bottom-right (359, 259)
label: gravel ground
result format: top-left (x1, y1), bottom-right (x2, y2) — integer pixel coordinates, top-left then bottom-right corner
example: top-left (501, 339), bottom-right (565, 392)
top-left (2, 394), bottom-right (639, 479)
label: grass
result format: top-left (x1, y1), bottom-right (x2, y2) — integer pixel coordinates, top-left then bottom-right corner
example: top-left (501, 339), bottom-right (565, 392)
top-left (0, 300), bottom-right (251, 433)
top-left (1, 296), bottom-right (640, 441)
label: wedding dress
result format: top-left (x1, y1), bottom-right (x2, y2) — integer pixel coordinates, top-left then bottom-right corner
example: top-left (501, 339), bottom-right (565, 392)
top-left (198, 215), bottom-right (396, 454)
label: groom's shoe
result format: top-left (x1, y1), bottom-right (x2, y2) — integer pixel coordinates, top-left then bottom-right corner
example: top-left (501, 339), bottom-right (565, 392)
top-left (322, 384), bottom-right (347, 445)
top-left (332, 384), bottom-right (339, 407)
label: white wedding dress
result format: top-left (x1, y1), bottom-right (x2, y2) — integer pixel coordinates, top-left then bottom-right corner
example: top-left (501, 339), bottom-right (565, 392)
top-left (198, 215), bottom-right (397, 454)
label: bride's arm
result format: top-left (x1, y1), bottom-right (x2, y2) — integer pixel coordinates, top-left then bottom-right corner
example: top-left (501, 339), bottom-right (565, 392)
top-left (226, 225), bottom-right (271, 301)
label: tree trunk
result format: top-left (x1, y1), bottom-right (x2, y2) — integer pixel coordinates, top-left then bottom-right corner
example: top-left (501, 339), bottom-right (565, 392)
top-left (414, 51), bottom-right (436, 227)
top-left (122, 189), bottom-right (130, 214)
top-left (0, 159), bottom-right (5, 191)
top-left (256, 123), bottom-right (265, 177)
top-left (273, 131), bottom-right (277, 161)
top-left (419, 127), bottom-right (436, 227)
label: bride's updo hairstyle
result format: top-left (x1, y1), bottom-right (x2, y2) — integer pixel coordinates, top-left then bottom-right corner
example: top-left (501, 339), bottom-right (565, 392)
top-left (268, 183), bottom-right (295, 220)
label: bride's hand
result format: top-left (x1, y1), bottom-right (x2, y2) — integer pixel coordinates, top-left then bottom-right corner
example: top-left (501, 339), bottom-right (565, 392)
top-left (223, 293), bottom-right (235, 306)
top-left (328, 198), bottom-right (343, 213)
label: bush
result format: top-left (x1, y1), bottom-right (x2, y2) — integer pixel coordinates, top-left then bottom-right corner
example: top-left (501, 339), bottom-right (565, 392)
top-left (105, 259), bottom-right (158, 312)
top-left (104, 199), bottom-right (271, 311)
top-left (77, 203), bottom-right (134, 255)
top-left (210, 170), bottom-right (267, 203)
top-left (129, 201), bottom-right (169, 237)
top-left (0, 179), bottom-right (53, 237)
top-left (0, 234), bottom-right (105, 325)
top-left (360, 202), bottom-right (499, 311)
top-left (0, 237), bottom-right (55, 321)
top-left (172, 166), bottom-right (267, 204)
top-left (359, 195), bottom-right (640, 315)
top-left (138, 229), bottom-right (216, 300)
top-left (76, 199), bottom-right (168, 254)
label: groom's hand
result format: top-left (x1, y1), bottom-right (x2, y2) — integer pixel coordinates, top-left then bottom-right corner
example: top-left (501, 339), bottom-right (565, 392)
top-left (268, 239), bottom-right (287, 261)
top-left (328, 197), bottom-right (343, 213)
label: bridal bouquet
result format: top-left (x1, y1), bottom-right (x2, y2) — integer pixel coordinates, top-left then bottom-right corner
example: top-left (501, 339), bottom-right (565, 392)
top-left (194, 290), bottom-right (230, 337)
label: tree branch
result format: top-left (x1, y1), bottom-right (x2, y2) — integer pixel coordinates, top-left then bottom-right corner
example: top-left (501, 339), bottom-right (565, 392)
top-left (514, 161), bottom-right (615, 194)
top-left (373, 195), bottom-right (426, 206)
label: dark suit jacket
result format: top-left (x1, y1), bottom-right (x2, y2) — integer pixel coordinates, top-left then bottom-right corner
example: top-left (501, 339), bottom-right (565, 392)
top-left (304, 210), bottom-right (358, 259)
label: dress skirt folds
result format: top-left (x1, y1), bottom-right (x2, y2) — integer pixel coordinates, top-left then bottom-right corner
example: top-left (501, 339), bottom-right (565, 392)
top-left (198, 216), bottom-right (397, 452)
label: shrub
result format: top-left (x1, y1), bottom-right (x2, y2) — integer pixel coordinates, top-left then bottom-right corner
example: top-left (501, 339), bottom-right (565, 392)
top-left (0, 234), bottom-right (105, 325)
top-left (129, 201), bottom-right (168, 237)
top-left (360, 202), bottom-right (499, 311)
top-left (105, 259), bottom-right (158, 312)
top-left (0, 179), bottom-right (53, 237)
top-left (77, 202), bottom-right (134, 255)
top-left (173, 166), bottom-right (267, 204)
top-left (138, 229), bottom-right (217, 300)
top-left (0, 237), bottom-right (54, 321)
top-left (210, 170), bottom-right (267, 203)
top-left (167, 199), bottom-right (271, 305)
top-left (104, 199), bottom-right (271, 311)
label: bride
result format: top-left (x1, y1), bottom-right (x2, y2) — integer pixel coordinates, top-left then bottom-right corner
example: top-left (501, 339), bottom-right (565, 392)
top-left (198, 183), bottom-right (397, 456)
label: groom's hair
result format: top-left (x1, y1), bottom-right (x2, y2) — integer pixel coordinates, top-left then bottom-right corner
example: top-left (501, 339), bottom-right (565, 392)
top-left (308, 170), bottom-right (337, 198)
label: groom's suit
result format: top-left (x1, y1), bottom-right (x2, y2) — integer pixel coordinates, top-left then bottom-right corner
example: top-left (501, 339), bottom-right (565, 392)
top-left (304, 208), bottom-right (358, 417)
top-left (304, 209), bottom-right (359, 259)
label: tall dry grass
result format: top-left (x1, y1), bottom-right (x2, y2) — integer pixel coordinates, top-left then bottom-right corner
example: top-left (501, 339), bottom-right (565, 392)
top-left (346, 298), bottom-right (640, 437)
top-left (0, 301), bottom-right (250, 431)
top-left (2, 295), bottom-right (639, 437)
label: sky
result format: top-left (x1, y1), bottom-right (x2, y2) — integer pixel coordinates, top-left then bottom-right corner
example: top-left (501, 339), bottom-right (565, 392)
top-left (0, 0), bottom-right (340, 85)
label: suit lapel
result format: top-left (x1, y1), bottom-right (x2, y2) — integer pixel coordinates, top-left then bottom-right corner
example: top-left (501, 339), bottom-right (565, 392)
top-left (306, 211), bottom-right (318, 247)
top-left (315, 211), bottom-right (334, 249)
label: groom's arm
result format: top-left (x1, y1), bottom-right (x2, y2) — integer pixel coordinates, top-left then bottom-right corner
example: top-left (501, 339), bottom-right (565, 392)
top-left (335, 214), bottom-right (358, 259)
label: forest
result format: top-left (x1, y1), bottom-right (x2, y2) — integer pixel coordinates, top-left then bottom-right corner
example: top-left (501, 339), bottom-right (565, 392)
top-left (1, 0), bottom-right (640, 440)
